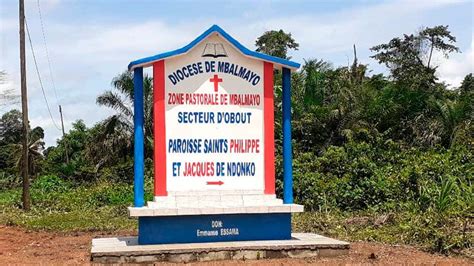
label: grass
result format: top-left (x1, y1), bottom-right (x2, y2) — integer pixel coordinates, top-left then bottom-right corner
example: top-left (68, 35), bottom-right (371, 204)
top-left (0, 176), bottom-right (471, 257)
top-left (1, 206), bottom-right (135, 232)
top-left (0, 175), bottom-right (154, 232)
top-left (292, 210), bottom-right (472, 256)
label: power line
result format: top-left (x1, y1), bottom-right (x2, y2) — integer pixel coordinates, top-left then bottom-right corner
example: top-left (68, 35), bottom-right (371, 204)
top-left (36, 0), bottom-right (60, 105)
top-left (25, 18), bottom-right (61, 131)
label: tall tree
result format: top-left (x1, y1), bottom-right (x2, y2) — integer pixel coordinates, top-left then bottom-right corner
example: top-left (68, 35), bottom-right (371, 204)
top-left (96, 71), bottom-right (154, 157)
top-left (449, 73), bottom-right (474, 147)
top-left (301, 59), bottom-right (332, 106)
top-left (255, 29), bottom-right (300, 154)
top-left (371, 25), bottom-right (459, 88)
top-left (255, 29), bottom-right (299, 59)
top-left (0, 110), bottom-right (44, 185)
top-left (0, 110), bottom-right (23, 176)
top-left (11, 126), bottom-right (44, 182)
top-left (0, 109), bottom-right (23, 145)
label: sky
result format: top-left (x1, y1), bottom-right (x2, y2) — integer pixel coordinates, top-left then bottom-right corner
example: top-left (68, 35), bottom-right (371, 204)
top-left (0, 0), bottom-right (473, 147)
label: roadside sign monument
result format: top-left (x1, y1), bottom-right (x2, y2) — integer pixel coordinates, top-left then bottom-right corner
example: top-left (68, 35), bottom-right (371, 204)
top-left (91, 25), bottom-right (349, 263)
top-left (128, 25), bottom-right (303, 245)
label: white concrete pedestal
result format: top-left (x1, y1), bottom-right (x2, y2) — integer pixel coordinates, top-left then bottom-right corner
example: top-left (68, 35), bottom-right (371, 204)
top-left (91, 233), bottom-right (350, 263)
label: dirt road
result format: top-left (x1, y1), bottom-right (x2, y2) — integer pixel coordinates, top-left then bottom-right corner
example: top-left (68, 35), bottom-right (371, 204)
top-left (0, 225), bottom-right (471, 265)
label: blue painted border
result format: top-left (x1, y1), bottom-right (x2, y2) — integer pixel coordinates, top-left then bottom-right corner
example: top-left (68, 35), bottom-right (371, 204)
top-left (128, 25), bottom-right (300, 70)
top-left (138, 213), bottom-right (291, 245)
top-left (133, 68), bottom-right (145, 207)
top-left (282, 67), bottom-right (293, 204)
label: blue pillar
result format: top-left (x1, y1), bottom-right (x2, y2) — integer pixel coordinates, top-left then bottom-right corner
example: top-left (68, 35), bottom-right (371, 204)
top-left (282, 67), bottom-right (293, 204)
top-left (133, 67), bottom-right (145, 207)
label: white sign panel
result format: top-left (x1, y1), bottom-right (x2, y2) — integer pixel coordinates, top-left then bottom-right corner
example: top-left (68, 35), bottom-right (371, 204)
top-left (164, 34), bottom-right (264, 191)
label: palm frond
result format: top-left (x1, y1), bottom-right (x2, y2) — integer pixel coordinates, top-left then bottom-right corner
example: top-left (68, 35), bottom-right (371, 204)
top-left (111, 72), bottom-right (134, 99)
top-left (96, 91), bottom-right (133, 119)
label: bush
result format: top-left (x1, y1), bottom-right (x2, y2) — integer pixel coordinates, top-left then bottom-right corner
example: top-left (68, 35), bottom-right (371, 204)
top-left (288, 139), bottom-right (472, 254)
top-left (292, 140), bottom-right (471, 214)
top-left (32, 175), bottom-right (70, 193)
top-left (0, 171), bottom-right (19, 191)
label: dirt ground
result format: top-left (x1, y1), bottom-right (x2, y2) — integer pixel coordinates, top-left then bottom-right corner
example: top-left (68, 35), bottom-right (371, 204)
top-left (0, 225), bottom-right (472, 265)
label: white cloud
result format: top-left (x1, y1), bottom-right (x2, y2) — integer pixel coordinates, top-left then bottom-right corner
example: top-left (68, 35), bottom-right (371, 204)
top-left (436, 41), bottom-right (474, 88)
top-left (0, 71), bottom-right (20, 112)
top-left (0, 0), bottom-right (471, 146)
top-left (245, 0), bottom-right (460, 51)
top-left (36, 0), bottom-right (62, 11)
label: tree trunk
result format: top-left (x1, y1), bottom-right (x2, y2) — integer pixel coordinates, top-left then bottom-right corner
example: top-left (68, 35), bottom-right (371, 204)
top-left (427, 36), bottom-right (434, 69)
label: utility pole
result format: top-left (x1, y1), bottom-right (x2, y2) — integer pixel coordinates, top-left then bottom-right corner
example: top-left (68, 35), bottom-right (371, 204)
top-left (19, 0), bottom-right (30, 211)
top-left (59, 105), bottom-right (69, 163)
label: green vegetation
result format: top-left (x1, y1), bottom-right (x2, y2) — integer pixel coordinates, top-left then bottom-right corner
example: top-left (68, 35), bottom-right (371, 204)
top-left (291, 144), bottom-right (472, 254)
top-left (0, 175), bottom-right (154, 231)
top-left (0, 25), bottom-right (472, 255)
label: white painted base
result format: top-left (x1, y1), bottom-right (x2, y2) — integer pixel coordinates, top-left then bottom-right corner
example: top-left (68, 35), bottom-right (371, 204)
top-left (129, 191), bottom-right (304, 217)
top-left (91, 233), bottom-right (350, 263)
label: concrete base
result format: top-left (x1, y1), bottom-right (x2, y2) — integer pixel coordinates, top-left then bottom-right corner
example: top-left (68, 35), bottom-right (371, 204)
top-left (91, 233), bottom-right (350, 263)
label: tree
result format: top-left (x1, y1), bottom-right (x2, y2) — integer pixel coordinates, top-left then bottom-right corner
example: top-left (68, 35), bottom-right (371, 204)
top-left (255, 29), bottom-right (299, 59)
top-left (420, 26), bottom-right (460, 68)
top-left (371, 25), bottom-right (459, 88)
top-left (96, 71), bottom-right (154, 159)
top-left (459, 73), bottom-right (473, 95)
top-left (301, 59), bottom-right (332, 106)
top-left (0, 109), bottom-right (23, 145)
top-left (458, 73), bottom-right (473, 119)
top-left (58, 120), bottom-right (88, 163)
top-left (1, 113), bottom-right (44, 186)
top-left (44, 120), bottom-right (97, 181)
top-left (84, 121), bottom-right (133, 174)
top-left (0, 110), bottom-right (24, 182)
top-left (370, 26), bottom-right (462, 146)
top-left (255, 29), bottom-right (299, 154)
top-left (11, 126), bottom-right (44, 182)
top-left (449, 73), bottom-right (474, 147)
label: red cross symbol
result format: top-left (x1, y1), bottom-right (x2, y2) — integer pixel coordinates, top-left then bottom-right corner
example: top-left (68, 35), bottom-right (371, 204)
top-left (210, 74), bottom-right (223, 92)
